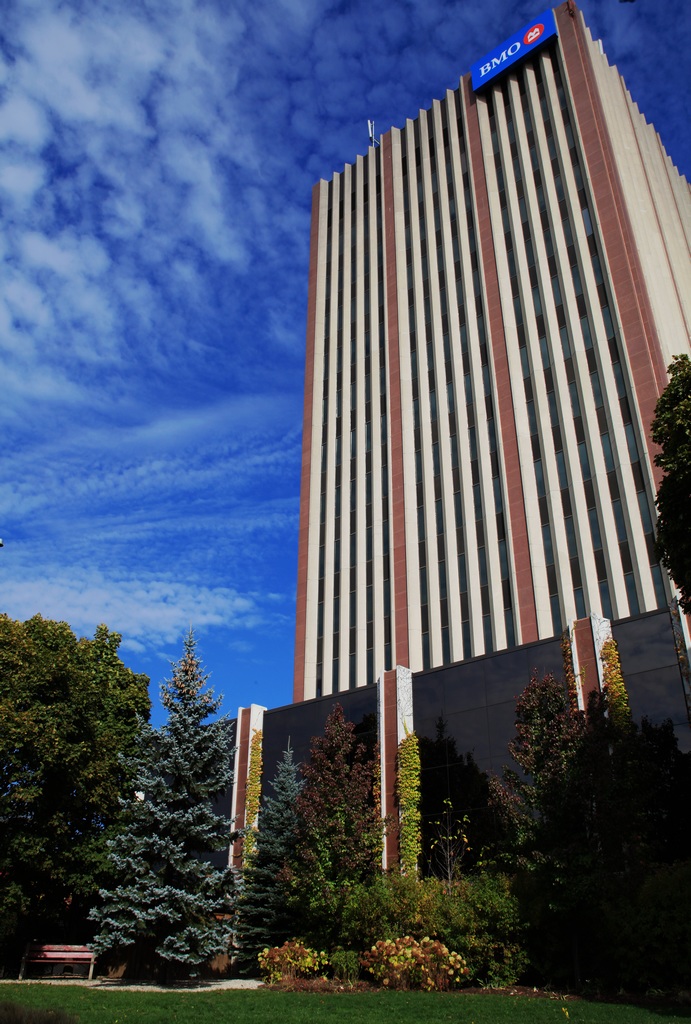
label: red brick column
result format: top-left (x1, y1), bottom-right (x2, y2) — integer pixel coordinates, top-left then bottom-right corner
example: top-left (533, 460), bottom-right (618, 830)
top-left (573, 617), bottom-right (599, 701)
top-left (380, 668), bottom-right (400, 869)
top-left (231, 707), bottom-right (252, 868)
top-left (382, 134), bottom-right (411, 669)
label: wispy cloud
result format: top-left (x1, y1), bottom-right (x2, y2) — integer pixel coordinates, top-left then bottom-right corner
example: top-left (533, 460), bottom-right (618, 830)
top-left (4, 571), bottom-right (265, 647)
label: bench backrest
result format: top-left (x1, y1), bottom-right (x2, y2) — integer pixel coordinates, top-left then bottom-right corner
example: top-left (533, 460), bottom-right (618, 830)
top-left (25, 945), bottom-right (94, 960)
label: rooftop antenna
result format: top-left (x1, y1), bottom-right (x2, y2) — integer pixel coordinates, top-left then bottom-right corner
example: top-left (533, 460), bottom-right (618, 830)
top-left (368, 120), bottom-right (380, 148)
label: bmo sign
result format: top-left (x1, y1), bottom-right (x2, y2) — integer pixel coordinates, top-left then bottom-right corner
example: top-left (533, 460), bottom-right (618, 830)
top-left (471, 9), bottom-right (558, 91)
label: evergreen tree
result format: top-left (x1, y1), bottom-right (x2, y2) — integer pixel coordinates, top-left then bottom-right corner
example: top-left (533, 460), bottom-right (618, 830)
top-left (90, 630), bottom-right (234, 978)
top-left (236, 747), bottom-right (303, 972)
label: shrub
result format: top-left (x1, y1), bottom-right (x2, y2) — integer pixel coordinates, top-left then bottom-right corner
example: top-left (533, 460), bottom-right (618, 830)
top-left (257, 940), bottom-right (328, 983)
top-left (603, 860), bottom-right (691, 990)
top-left (340, 870), bottom-right (526, 987)
top-left (436, 873), bottom-right (528, 986)
top-left (330, 948), bottom-right (360, 984)
top-left (341, 872), bottom-right (442, 949)
top-left (360, 935), bottom-right (468, 991)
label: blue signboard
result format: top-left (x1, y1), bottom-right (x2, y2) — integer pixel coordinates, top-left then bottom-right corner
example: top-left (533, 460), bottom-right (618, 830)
top-left (471, 9), bottom-right (558, 91)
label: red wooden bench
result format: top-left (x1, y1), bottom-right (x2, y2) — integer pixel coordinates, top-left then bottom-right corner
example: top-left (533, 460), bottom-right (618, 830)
top-left (18, 944), bottom-right (95, 980)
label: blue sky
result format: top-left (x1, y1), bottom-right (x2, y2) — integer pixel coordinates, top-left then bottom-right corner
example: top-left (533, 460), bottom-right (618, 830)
top-left (0, 0), bottom-right (689, 725)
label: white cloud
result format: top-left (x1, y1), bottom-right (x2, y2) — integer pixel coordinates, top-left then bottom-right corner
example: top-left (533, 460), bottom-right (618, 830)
top-left (4, 275), bottom-right (53, 328)
top-left (0, 94), bottom-right (48, 146)
top-left (0, 161), bottom-right (45, 203)
top-left (20, 231), bottom-right (110, 277)
top-left (18, 13), bottom-right (158, 133)
top-left (21, 232), bottom-right (79, 274)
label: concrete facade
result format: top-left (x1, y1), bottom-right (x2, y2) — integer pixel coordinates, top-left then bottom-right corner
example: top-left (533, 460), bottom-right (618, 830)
top-left (293, 2), bottom-right (691, 703)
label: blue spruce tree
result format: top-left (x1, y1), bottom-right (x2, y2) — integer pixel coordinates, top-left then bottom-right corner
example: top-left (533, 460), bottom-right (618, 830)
top-left (91, 630), bottom-right (235, 978)
top-left (236, 746), bottom-right (303, 972)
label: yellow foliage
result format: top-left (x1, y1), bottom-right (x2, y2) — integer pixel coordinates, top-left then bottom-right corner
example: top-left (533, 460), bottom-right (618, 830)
top-left (243, 728), bottom-right (263, 860)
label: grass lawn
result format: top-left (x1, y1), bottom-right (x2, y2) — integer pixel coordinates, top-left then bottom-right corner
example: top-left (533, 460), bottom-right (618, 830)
top-left (1, 985), bottom-right (691, 1024)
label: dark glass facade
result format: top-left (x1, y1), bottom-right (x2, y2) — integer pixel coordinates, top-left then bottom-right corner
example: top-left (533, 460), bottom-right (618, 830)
top-left (234, 611), bottom-right (689, 868)
top-left (411, 635), bottom-right (561, 873)
top-left (262, 686), bottom-right (378, 788)
top-left (413, 635), bottom-right (564, 775)
top-left (613, 609), bottom-right (690, 753)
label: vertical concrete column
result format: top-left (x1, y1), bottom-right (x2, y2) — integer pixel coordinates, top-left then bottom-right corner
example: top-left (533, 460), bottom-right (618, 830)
top-left (572, 613), bottom-right (619, 704)
top-left (556, 1), bottom-right (668, 480)
top-left (378, 665), bottom-right (413, 869)
top-left (590, 613), bottom-right (615, 694)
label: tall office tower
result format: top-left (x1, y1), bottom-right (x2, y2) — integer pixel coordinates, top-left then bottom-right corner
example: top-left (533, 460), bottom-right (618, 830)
top-left (293, 1), bottom-right (691, 703)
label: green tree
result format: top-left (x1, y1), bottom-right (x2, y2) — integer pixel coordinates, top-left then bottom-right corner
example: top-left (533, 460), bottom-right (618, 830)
top-left (236, 746), bottom-right (303, 972)
top-left (490, 673), bottom-right (587, 864)
top-left (491, 672), bottom-right (691, 986)
top-left (90, 630), bottom-right (234, 978)
top-left (0, 615), bottom-right (150, 945)
top-left (652, 353), bottom-right (691, 611)
top-left (290, 704), bottom-right (383, 947)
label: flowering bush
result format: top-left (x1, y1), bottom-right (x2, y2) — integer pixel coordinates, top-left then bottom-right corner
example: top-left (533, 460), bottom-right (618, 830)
top-left (257, 940), bottom-right (328, 983)
top-left (360, 935), bottom-right (468, 990)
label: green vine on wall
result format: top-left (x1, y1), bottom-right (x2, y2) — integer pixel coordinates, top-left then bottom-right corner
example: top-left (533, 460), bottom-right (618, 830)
top-left (243, 728), bottom-right (263, 860)
top-left (669, 600), bottom-right (691, 727)
top-left (396, 731), bottom-right (421, 876)
top-left (600, 637), bottom-right (631, 731)
top-left (373, 742), bottom-right (385, 864)
top-left (560, 627), bottom-right (579, 710)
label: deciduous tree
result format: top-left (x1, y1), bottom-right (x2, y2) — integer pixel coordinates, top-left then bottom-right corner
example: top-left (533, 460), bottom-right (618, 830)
top-left (290, 704), bottom-right (383, 946)
top-left (652, 353), bottom-right (691, 611)
top-left (490, 671), bottom-right (691, 985)
top-left (0, 615), bottom-right (150, 944)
